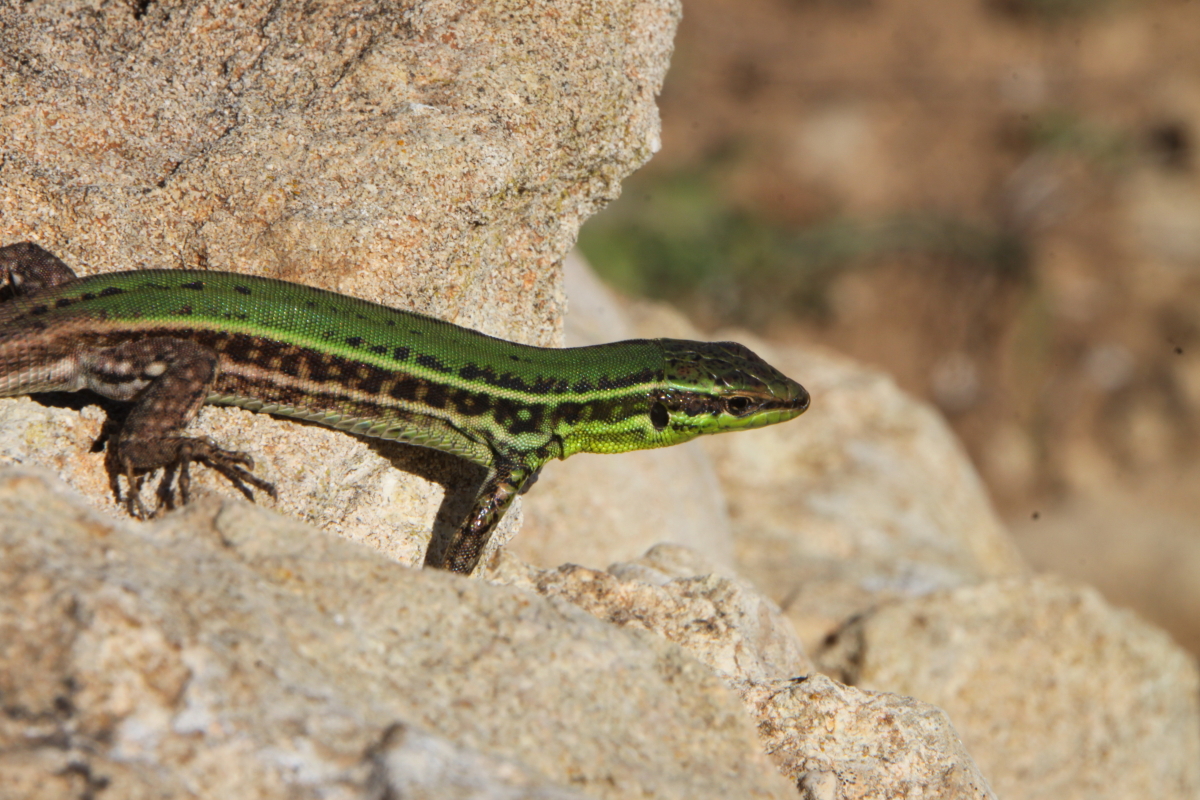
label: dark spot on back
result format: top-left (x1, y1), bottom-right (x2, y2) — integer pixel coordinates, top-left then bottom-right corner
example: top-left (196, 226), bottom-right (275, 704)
top-left (416, 353), bottom-right (453, 374)
top-left (181, 281), bottom-right (204, 291)
top-left (424, 382), bottom-right (449, 409)
top-left (370, 344), bottom-right (388, 355)
top-left (55, 298), bottom-right (73, 308)
top-left (234, 285), bottom-right (251, 295)
top-left (393, 346), bottom-right (410, 362)
top-left (493, 397), bottom-right (545, 434)
top-left (278, 350), bottom-right (302, 378)
top-left (216, 332), bottom-right (256, 364)
top-left (452, 389), bottom-right (492, 417)
top-left (98, 286), bottom-right (124, 297)
top-left (345, 336), bottom-right (365, 347)
top-left (30, 305), bottom-right (48, 316)
top-left (554, 401), bottom-right (585, 426)
top-left (356, 364), bottom-right (387, 395)
top-left (389, 376), bottom-right (420, 401)
top-left (597, 367), bottom-right (657, 391)
top-left (497, 373), bottom-right (530, 392)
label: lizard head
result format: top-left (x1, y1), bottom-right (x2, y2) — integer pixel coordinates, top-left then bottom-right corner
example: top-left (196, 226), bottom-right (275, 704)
top-left (650, 339), bottom-right (809, 445)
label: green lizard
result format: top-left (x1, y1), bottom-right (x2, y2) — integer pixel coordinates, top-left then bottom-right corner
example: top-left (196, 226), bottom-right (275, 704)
top-left (0, 242), bottom-right (809, 574)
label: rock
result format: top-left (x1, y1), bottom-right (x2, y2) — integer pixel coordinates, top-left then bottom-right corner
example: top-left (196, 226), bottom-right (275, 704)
top-left (365, 724), bottom-right (599, 800)
top-left (698, 337), bottom-right (1029, 650)
top-left (0, 466), bottom-right (796, 800)
top-left (816, 576), bottom-right (1200, 800)
top-left (495, 544), bottom-right (997, 800)
top-left (743, 675), bottom-right (996, 800)
top-left (503, 544), bottom-right (813, 687)
top-left (515, 252), bottom-right (736, 572)
top-left (0, 0), bottom-right (681, 565)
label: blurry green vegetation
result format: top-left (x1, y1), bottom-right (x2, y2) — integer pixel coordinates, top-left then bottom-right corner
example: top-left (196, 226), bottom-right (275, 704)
top-left (578, 169), bottom-right (1027, 328)
top-left (1027, 110), bottom-right (1130, 168)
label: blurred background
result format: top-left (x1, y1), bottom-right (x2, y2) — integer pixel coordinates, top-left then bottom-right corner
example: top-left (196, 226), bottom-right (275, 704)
top-left (578, 0), bottom-right (1200, 654)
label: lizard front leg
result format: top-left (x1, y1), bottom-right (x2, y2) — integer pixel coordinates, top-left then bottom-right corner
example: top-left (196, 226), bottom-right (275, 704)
top-left (430, 458), bottom-right (540, 575)
top-left (87, 337), bottom-right (277, 516)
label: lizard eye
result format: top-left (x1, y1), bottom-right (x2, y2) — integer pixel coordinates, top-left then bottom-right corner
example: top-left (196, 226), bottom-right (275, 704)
top-left (650, 401), bottom-right (670, 431)
top-left (724, 396), bottom-right (753, 416)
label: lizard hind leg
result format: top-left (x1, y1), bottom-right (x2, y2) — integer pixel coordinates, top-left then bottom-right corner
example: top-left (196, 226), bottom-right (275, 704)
top-left (0, 241), bottom-right (80, 295)
top-left (89, 337), bottom-right (276, 517)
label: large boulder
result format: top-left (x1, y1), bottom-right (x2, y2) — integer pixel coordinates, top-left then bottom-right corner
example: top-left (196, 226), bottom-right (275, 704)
top-left (0, 0), bottom-right (680, 563)
top-left (0, 468), bottom-right (796, 799)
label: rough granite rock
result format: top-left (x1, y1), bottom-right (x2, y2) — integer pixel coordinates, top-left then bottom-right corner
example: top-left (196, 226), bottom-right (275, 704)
top-left (495, 543), bottom-right (814, 687)
top-left (817, 576), bottom-right (1200, 800)
top-left (743, 675), bottom-right (997, 800)
top-left (696, 336), bottom-right (1029, 650)
top-left (0, 0), bottom-right (681, 564)
top-left (0, 467), bottom-right (796, 800)
top-left (490, 544), bottom-right (997, 800)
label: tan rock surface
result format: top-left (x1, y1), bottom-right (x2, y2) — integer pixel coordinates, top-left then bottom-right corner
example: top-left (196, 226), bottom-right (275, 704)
top-left (0, 0), bottom-right (681, 564)
top-left (698, 338), bottom-right (1029, 650)
top-left (817, 576), bottom-right (1200, 800)
top-left (502, 543), bottom-right (813, 687)
top-left (0, 467), bottom-right (796, 800)
top-left (744, 675), bottom-right (996, 800)
top-left (494, 544), bottom-right (996, 800)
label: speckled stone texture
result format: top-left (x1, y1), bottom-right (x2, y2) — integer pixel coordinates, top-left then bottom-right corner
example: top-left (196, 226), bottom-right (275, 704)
top-left (0, 0), bottom-right (680, 561)
top-left (697, 335), bottom-right (1030, 651)
top-left (489, 543), bottom-right (999, 800)
top-left (816, 576), bottom-right (1200, 800)
top-left (0, 467), bottom-right (796, 800)
top-left (743, 675), bottom-right (997, 800)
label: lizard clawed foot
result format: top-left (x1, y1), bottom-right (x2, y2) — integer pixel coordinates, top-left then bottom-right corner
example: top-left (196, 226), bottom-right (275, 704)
top-left (113, 435), bottom-right (277, 519)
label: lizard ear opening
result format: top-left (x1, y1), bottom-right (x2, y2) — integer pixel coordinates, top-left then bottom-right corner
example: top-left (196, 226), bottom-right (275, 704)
top-left (650, 401), bottom-right (669, 431)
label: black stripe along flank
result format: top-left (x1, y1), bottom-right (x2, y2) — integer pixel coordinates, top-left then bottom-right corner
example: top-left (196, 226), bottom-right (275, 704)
top-left (454, 363), bottom-right (658, 397)
top-left (211, 371), bottom-right (405, 428)
top-left (182, 330), bottom-right (506, 424)
top-left (77, 328), bottom-right (659, 441)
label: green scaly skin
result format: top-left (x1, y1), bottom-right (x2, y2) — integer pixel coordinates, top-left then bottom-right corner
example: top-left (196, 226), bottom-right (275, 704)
top-left (0, 242), bottom-right (809, 574)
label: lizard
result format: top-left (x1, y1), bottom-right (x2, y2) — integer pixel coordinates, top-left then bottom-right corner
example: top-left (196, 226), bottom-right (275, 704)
top-left (0, 241), bottom-right (809, 574)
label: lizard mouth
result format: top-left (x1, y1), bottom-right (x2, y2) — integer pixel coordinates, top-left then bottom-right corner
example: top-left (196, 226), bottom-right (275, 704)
top-left (761, 379), bottom-right (810, 414)
top-left (794, 384), bottom-right (811, 412)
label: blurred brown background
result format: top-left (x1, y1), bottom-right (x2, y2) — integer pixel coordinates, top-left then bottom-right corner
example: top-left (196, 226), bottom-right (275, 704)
top-left (579, 0), bottom-right (1200, 654)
